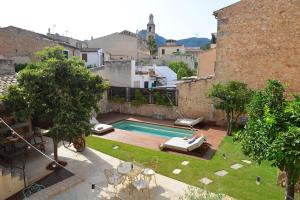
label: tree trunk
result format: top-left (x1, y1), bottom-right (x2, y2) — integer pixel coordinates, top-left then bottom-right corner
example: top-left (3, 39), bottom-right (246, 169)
top-left (226, 111), bottom-right (232, 136)
top-left (285, 168), bottom-right (295, 200)
top-left (53, 140), bottom-right (58, 162)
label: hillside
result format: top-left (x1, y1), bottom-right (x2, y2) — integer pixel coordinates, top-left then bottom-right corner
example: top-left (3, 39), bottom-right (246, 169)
top-left (138, 30), bottom-right (210, 47)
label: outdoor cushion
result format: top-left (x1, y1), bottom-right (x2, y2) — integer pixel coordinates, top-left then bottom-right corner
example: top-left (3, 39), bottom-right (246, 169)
top-left (163, 136), bottom-right (206, 152)
top-left (175, 117), bottom-right (204, 127)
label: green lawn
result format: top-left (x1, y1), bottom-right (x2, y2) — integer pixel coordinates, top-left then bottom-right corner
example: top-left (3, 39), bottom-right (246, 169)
top-left (86, 136), bottom-right (285, 200)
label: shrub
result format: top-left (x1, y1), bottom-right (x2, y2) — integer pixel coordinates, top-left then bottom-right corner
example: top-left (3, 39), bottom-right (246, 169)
top-left (179, 186), bottom-right (224, 200)
top-left (131, 90), bottom-right (147, 106)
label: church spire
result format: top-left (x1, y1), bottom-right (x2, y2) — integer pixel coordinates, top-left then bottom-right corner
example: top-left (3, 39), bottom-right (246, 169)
top-left (147, 13), bottom-right (155, 41)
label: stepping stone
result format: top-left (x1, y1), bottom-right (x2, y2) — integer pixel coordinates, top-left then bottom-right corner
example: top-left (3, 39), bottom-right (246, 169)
top-left (214, 170), bottom-right (228, 177)
top-left (172, 169), bottom-right (182, 174)
top-left (199, 177), bottom-right (213, 185)
top-left (231, 163), bottom-right (243, 170)
top-left (181, 161), bottom-right (189, 166)
top-left (241, 160), bottom-right (252, 164)
top-left (112, 146), bottom-right (119, 150)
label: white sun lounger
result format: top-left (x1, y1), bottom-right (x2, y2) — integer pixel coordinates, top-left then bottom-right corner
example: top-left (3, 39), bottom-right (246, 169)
top-left (90, 117), bottom-right (114, 135)
top-left (162, 136), bottom-right (206, 152)
top-left (175, 117), bottom-right (204, 127)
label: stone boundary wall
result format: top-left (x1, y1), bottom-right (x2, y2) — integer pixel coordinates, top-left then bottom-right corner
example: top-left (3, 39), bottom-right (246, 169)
top-left (103, 101), bottom-right (179, 120)
top-left (176, 78), bottom-right (225, 126)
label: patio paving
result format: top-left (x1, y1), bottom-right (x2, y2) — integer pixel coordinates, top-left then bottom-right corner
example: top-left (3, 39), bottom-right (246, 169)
top-left (5, 137), bottom-right (234, 200)
top-left (96, 113), bottom-right (227, 159)
top-left (22, 138), bottom-right (212, 200)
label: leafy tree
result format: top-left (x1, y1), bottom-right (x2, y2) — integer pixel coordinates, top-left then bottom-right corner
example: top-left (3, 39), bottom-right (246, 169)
top-left (15, 63), bottom-right (28, 72)
top-left (132, 89), bottom-right (147, 106)
top-left (200, 43), bottom-right (211, 50)
top-left (154, 91), bottom-right (171, 106)
top-left (169, 61), bottom-right (195, 80)
top-left (237, 80), bottom-right (300, 200)
top-left (147, 35), bottom-right (157, 56)
top-left (208, 81), bottom-right (253, 135)
top-left (2, 46), bottom-right (106, 163)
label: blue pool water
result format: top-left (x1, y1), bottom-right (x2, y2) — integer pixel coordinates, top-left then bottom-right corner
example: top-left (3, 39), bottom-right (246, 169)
top-left (112, 120), bottom-right (195, 138)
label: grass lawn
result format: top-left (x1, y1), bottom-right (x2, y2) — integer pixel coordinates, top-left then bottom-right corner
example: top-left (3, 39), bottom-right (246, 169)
top-left (86, 136), bottom-right (286, 200)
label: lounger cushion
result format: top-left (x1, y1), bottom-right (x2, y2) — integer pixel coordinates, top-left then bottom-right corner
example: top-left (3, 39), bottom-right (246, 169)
top-left (163, 136), bottom-right (206, 152)
top-left (92, 123), bottom-right (114, 134)
top-left (175, 117), bottom-right (204, 126)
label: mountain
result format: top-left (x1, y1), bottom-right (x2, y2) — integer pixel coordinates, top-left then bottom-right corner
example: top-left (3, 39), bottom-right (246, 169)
top-left (138, 30), bottom-right (210, 47)
top-left (138, 30), bottom-right (166, 46)
top-left (177, 37), bottom-right (210, 48)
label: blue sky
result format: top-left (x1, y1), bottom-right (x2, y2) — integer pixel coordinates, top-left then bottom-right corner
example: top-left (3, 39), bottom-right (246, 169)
top-left (0, 0), bottom-right (239, 40)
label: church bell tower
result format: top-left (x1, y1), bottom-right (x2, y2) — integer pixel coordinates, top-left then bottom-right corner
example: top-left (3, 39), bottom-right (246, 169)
top-left (147, 14), bottom-right (156, 41)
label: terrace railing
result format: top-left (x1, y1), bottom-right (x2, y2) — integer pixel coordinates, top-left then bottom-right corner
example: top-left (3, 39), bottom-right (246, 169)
top-left (107, 87), bottom-right (178, 106)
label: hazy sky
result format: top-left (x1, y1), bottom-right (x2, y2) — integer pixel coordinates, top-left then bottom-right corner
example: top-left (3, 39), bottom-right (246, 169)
top-left (0, 0), bottom-right (239, 40)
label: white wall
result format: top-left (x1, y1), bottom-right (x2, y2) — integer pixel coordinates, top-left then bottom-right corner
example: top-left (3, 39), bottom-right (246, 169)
top-left (80, 49), bottom-right (104, 68)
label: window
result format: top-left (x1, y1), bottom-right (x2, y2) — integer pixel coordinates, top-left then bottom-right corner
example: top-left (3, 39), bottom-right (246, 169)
top-left (101, 53), bottom-right (104, 66)
top-left (82, 53), bottom-right (87, 62)
top-left (144, 81), bottom-right (149, 88)
top-left (177, 49), bottom-right (179, 52)
top-left (162, 49), bottom-right (165, 55)
top-left (149, 26), bottom-right (152, 32)
top-left (63, 50), bottom-right (69, 59)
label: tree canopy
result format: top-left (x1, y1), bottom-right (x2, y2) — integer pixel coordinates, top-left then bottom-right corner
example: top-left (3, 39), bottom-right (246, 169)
top-left (208, 80), bottom-right (253, 135)
top-left (147, 35), bottom-right (157, 56)
top-left (169, 61), bottom-right (195, 80)
top-left (237, 80), bottom-right (300, 200)
top-left (3, 46), bottom-right (107, 162)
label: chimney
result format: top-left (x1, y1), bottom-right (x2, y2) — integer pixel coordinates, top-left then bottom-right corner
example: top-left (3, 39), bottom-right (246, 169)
top-left (48, 28), bottom-right (50, 34)
top-left (91, 36), bottom-right (93, 40)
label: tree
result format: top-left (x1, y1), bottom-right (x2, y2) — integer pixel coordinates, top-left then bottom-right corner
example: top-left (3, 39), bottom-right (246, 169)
top-left (131, 89), bottom-right (147, 106)
top-left (169, 61), bottom-right (195, 80)
top-left (147, 35), bottom-right (157, 56)
top-left (200, 43), bottom-right (211, 51)
top-left (237, 80), bottom-right (300, 200)
top-left (208, 81), bottom-right (253, 135)
top-left (2, 46), bottom-right (107, 164)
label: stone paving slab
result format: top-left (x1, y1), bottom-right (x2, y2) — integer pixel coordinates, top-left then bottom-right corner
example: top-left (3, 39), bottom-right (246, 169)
top-left (172, 169), bottom-right (182, 174)
top-left (199, 177), bottom-right (213, 185)
top-left (241, 160), bottom-right (252, 164)
top-left (215, 170), bottom-right (228, 177)
top-left (112, 145), bottom-right (119, 150)
top-left (181, 161), bottom-right (189, 166)
top-left (231, 163), bottom-right (243, 170)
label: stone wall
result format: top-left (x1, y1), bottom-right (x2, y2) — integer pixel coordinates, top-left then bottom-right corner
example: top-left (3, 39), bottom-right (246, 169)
top-left (0, 59), bottom-right (14, 75)
top-left (214, 0), bottom-right (300, 93)
top-left (198, 48), bottom-right (216, 77)
top-left (106, 102), bottom-right (179, 120)
top-left (176, 0), bottom-right (300, 126)
top-left (177, 78), bottom-right (225, 125)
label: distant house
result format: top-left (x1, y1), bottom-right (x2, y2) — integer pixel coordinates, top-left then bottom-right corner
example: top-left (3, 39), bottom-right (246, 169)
top-left (92, 60), bottom-right (177, 88)
top-left (158, 39), bottom-right (185, 57)
top-left (47, 30), bottom-right (88, 49)
top-left (0, 26), bottom-right (80, 64)
top-left (80, 48), bottom-right (108, 68)
top-left (86, 30), bottom-right (150, 60)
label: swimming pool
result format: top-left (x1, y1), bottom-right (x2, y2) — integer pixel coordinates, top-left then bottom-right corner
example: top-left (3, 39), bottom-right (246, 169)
top-left (112, 120), bottom-right (195, 139)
